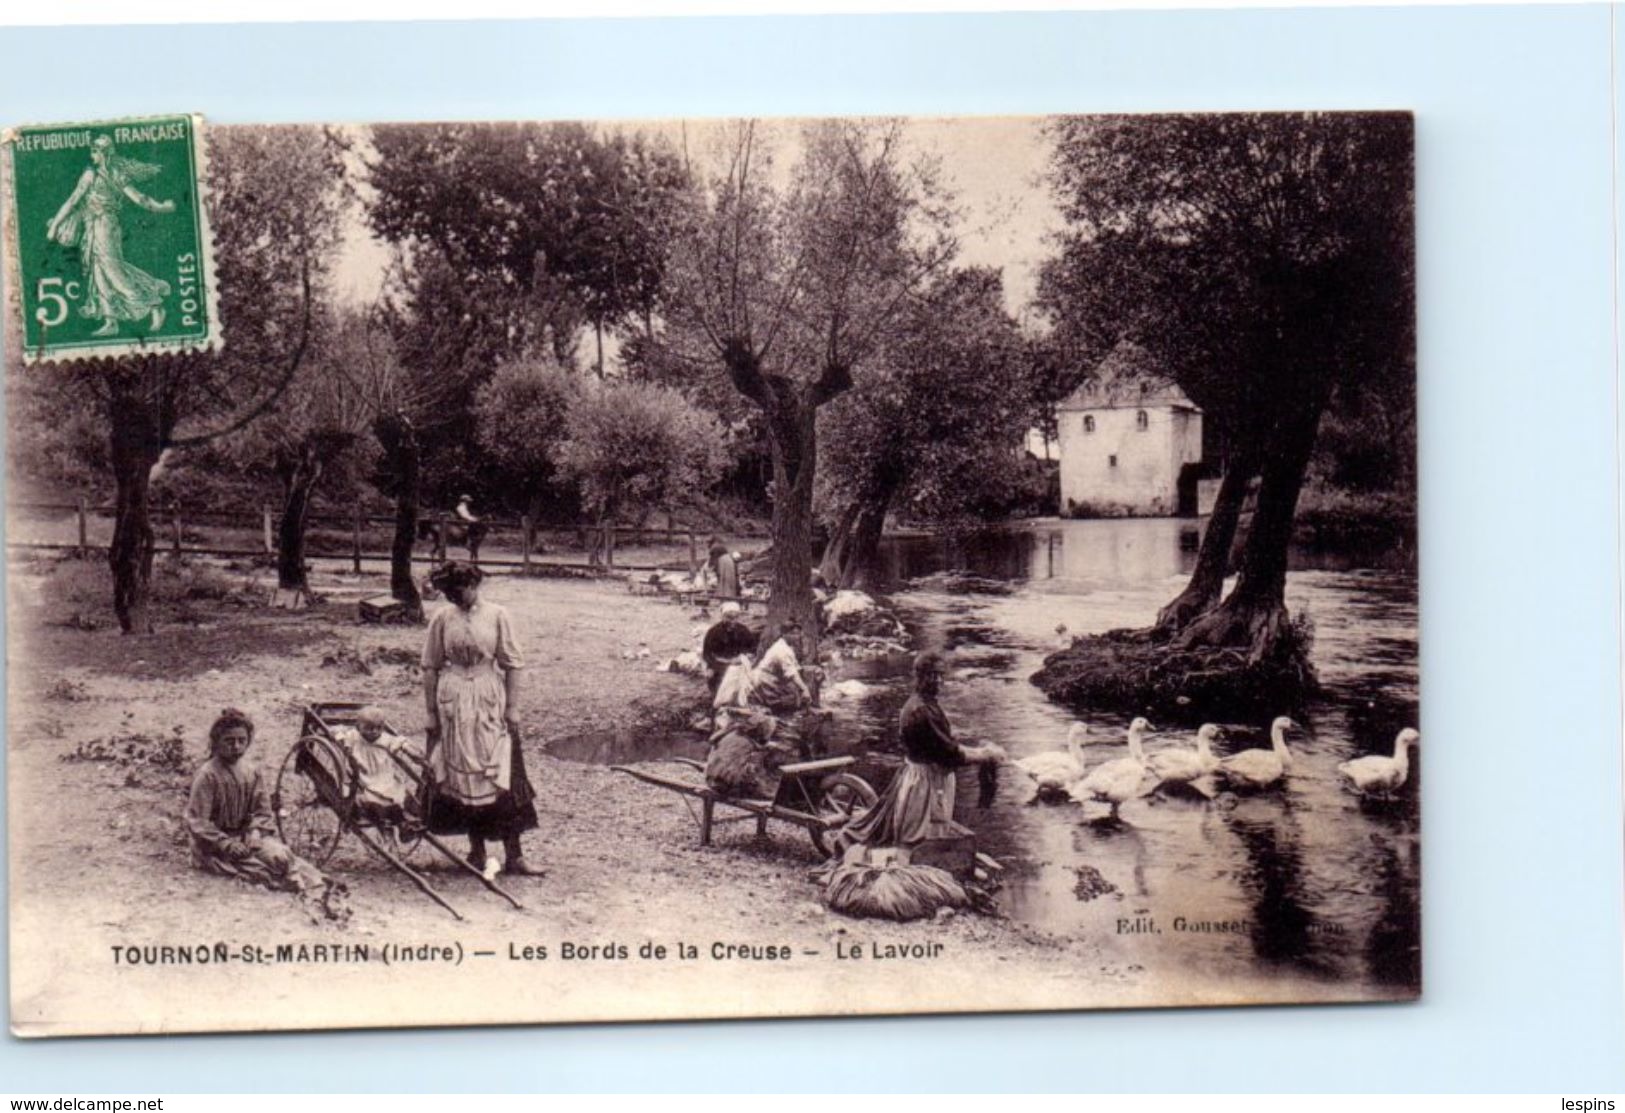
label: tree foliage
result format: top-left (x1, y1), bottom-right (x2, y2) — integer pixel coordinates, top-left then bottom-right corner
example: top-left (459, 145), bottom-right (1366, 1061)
top-left (472, 354), bottom-right (579, 521)
top-left (662, 119), bottom-right (958, 637)
top-left (367, 122), bottom-right (689, 376)
top-left (1039, 111), bottom-right (1413, 667)
top-left (554, 379), bottom-right (726, 524)
top-left (817, 266), bottom-right (1033, 586)
top-left (18, 124), bottom-right (348, 631)
top-left (1039, 112), bottom-right (1414, 457)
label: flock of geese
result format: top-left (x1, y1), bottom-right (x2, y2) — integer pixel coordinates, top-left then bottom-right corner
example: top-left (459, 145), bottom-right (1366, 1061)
top-left (1014, 716), bottom-right (1421, 818)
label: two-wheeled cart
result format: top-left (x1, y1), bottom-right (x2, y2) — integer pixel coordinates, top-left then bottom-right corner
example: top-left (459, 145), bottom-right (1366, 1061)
top-left (272, 701), bottom-right (523, 920)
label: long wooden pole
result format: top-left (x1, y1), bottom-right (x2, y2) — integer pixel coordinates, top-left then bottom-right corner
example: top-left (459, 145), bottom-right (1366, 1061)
top-left (418, 831), bottom-right (525, 910)
top-left (350, 825), bottom-right (464, 921)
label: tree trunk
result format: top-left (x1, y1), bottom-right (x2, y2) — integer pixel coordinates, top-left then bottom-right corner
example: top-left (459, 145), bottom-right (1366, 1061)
top-left (723, 344), bottom-right (853, 656)
top-left (1153, 448), bottom-right (1258, 638)
top-left (374, 414), bottom-right (423, 620)
top-left (391, 503), bottom-right (421, 618)
top-left (818, 501), bottom-right (863, 587)
top-left (107, 379), bottom-right (164, 635)
top-left (1177, 401), bottom-right (1324, 662)
top-left (764, 399), bottom-right (822, 649)
top-left (275, 453), bottom-right (322, 605)
top-left (525, 492), bottom-right (546, 554)
top-left (820, 483), bottom-right (896, 591)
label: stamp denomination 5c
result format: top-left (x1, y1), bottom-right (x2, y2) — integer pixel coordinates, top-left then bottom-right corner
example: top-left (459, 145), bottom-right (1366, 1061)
top-left (2, 113), bottom-right (218, 363)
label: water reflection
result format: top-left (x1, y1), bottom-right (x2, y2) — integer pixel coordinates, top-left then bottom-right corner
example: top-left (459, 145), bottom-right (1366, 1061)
top-left (840, 517), bottom-right (1421, 998)
top-left (877, 516), bottom-right (1412, 593)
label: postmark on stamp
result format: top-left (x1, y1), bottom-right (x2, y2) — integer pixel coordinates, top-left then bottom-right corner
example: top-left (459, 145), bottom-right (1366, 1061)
top-left (2, 113), bottom-right (219, 363)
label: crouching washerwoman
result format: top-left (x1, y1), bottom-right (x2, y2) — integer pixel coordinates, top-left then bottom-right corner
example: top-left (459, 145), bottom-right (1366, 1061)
top-left (831, 652), bottom-right (1003, 855)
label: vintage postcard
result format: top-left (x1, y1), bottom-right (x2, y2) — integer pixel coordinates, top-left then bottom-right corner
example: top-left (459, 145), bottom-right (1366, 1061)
top-left (4, 112), bottom-right (1418, 1036)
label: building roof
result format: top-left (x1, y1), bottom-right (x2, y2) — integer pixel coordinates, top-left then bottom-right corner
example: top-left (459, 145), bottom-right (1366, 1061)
top-left (1058, 342), bottom-right (1198, 412)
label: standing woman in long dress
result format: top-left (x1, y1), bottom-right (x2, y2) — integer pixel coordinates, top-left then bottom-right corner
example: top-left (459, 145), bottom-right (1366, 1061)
top-left (421, 561), bottom-right (541, 876)
top-left (45, 134), bottom-right (176, 338)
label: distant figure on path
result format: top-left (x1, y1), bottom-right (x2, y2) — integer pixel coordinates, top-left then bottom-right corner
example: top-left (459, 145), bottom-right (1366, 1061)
top-left (709, 538), bottom-right (740, 600)
top-left (421, 495), bottom-right (488, 565)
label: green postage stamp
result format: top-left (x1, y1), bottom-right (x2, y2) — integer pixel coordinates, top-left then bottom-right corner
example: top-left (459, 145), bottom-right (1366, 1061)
top-left (2, 113), bottom-right (219, 363)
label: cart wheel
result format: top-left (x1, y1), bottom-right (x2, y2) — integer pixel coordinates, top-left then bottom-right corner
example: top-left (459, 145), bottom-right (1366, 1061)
top-left (273, 735), bottom-right (349, 868)
top-left (810, 772), bottom-right (880, 857)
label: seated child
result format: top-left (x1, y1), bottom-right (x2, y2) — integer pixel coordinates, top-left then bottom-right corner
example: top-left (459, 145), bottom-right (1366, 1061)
top-left (184, 708), bottom-right (327, 894)
top-left (332, 706), bottom-right (418, 824)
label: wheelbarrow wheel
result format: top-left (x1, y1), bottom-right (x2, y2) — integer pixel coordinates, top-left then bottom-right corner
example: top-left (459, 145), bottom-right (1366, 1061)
top-left (273, 735), bottom-right (348, 868)
top-left (810, 772), bottom-right (879, 857)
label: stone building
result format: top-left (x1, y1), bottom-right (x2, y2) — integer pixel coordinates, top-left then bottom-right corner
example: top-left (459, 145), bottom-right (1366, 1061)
top-left (1056, 345), bottom-right (1205, 518)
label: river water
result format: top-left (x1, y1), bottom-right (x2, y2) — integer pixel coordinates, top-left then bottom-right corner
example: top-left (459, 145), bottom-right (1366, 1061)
top-left (822, 517), bottom-right (1420, 995)
top-left (548, 514), bottom-right (1421, 995)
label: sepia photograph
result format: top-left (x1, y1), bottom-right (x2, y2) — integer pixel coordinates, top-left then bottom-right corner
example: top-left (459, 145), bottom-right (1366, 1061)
top-left (4, 109), bottom-right (1418, 1036)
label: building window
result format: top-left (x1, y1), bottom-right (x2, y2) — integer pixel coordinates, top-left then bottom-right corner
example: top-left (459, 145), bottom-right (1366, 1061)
top-left (1136, 409), bottom-right (1149, 431)
top-left (1108, 454), bottom-right (1118, 468)
top-left (1083, 415), bottom-right (1095, 433)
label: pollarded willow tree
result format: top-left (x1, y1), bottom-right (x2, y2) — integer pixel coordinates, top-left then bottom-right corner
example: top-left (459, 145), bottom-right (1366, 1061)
top-left (817, 266), bottom-right (1033, 590)
top-left (663, 119), bottom-right (958, 642)
top-left (234, 310), bottom-right (382, 606)
top-left (1034, 112), bottom-right (1413, 711)
top-left (15, 125), bottom-right (345, 633)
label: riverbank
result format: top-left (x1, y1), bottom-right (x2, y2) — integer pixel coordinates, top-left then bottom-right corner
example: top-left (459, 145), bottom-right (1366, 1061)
top-left (10, 555), bottom-right (1180, 1035)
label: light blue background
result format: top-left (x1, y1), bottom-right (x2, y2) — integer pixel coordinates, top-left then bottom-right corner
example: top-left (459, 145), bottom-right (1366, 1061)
top-left (2, 4), bottom-right (1621, 1092)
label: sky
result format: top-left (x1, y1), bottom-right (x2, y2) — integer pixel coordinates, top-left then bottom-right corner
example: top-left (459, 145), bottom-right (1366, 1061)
top-left (330, 114), bottom-right (1066, 347)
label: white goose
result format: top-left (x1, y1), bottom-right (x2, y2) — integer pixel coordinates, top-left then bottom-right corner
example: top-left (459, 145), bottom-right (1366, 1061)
top-left (1217, 715), bottom-right (1298, 790)
top-left (1069, 717), bottom-right (1154, 817)
top-left (1338, 728), bottom-right (1419, 797)
top-left (1147, 723), bottom-right (1222, 786)
top-left (1015, 723), bottom-right (1089, 801)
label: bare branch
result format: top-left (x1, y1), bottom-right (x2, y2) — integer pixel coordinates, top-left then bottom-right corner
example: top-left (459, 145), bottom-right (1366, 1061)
top-left (165, 254), bottom-right (315, 449)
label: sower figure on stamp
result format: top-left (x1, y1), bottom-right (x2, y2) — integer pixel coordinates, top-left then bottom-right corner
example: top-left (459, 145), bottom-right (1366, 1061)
top-left (45, 134), bottom-right (176, 338)
top-left (184, 708), bottom-right (329, 894)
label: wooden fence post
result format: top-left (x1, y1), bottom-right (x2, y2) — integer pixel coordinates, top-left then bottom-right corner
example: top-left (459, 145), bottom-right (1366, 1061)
top-left (171, 503), bottom-right (184, 556)
top-left (352, 507), bottom-right (363, 573)
top-left (76, 497), bottom-right (88, 555)
top-left (688, 531), bottom-right (698, 577)
top-left (521, 514), bottom-right (532, 573)
top-left (606, 523), bottom-right (616, 569)
top-left (262, 505), bottom-right (273, 555)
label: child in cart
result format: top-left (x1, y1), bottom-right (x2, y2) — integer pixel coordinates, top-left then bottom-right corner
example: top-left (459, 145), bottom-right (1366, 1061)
top-left (332, 707), bottom-right (421, 829)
